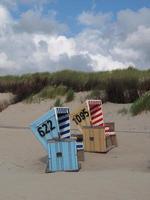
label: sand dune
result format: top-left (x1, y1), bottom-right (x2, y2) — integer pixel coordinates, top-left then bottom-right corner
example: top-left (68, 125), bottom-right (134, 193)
top-left (0, 93), bottom-right (150, 200)
top-left (0, 93), bottom-right (16, 111)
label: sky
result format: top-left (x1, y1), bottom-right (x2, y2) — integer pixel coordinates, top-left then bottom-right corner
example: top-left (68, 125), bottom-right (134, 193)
top-left (0, 0), bottom-right (150, 75)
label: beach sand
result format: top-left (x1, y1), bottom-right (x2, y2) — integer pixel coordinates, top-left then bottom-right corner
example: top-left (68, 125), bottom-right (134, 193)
top-left (0, 93), bottom-right (150, 200)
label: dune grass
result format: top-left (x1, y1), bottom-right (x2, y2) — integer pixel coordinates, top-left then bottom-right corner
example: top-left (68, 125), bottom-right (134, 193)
top-left (0, 68), bottom-right (150, 103)
top-left (54, 98), bottom-right (63, 107)
top-left (37, 85), bottom-right (67, 99)
top-left (65, 89), bottom-right (75, 102)
top-left (130, 91), bottom-right (150, 115)
top-left (25, 85), bottom-right (67, 103)
top-left (86, 90), bottom-right (107, 103)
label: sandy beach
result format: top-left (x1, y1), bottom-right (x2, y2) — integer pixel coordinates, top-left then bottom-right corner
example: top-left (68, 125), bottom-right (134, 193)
top-left (0, 93), bottom-right (150, 200)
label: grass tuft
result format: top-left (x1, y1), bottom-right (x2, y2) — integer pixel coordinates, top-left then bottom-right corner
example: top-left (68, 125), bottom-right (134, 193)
top-left (65, 89), bottom-right (75, 102)
top-left (25, 85), bottom-right (67, 103)
top-left (54, 98), bottom-right (63, 107)
top-left (130, 91), bottom-right (150, 115)
top-left (38, 85), bottom-right (67, 100)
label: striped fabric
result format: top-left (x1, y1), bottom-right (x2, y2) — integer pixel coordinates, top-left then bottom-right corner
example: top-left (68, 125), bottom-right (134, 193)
top-left (76, 141), bottom-right (84, 150)
top-left (71, 133), bottom-right (84, 151)
top-left (104, 123), bottom-right (115, 135)
top-left (57, 113), bottom-right (71, 139)
top-left (76, 135), bottom-right (84, 150)
top-left (89, 101), bottom-right (104, 127)
top-left (104, 126), bottom-right (110, 135)
top-left (88, 100), bottom-right (111, 135)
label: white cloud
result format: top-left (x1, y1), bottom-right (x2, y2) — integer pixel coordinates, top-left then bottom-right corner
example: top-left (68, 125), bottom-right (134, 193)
top-left (90, 54), bottom-right (130, 71)
top-left (116, 8), bottom-right (150, 36)
top-left (14, 10), bottom-right (68, 34)
top-left (33, 35), bottom-right (76, 61)
top-left (0, 5), bottom-right (12, 28)
top-left (111, 47), bottom-right (140, 61)
top-left (75, 29), bottom-right (110, 55)
top-left (78, 11), bottom-right (112, 28)
top-left (76, 8), bottom-right (150, 70)
top-left (0, 4), bottom-right (93, 74)
top-left (0, 52), bottom-right (16, 68)
top-left (0, 5), bottom-right (150, 75)
top-left (0, 0), bottom-right (17, 10)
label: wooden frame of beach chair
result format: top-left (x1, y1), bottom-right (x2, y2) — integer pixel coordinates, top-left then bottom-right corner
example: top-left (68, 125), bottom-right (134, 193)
top-left (82, 125), bottom-right (117, 153)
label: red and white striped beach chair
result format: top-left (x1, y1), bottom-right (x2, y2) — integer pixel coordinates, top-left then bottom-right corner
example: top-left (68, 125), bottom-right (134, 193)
top-left (86, 100), bottom-right (115, 135)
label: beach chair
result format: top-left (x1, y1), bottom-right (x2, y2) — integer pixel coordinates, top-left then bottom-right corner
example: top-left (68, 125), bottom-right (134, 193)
top-left (71, 100), bottom-right (117, 153)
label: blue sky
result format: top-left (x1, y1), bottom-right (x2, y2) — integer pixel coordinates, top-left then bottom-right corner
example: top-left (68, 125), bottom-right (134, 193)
top-left (0, 0), bottom-right (150, 74)
top-left (14, 0), bottom-right (150, 35)
top-left (50, 0), bottom-right (150, 21)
